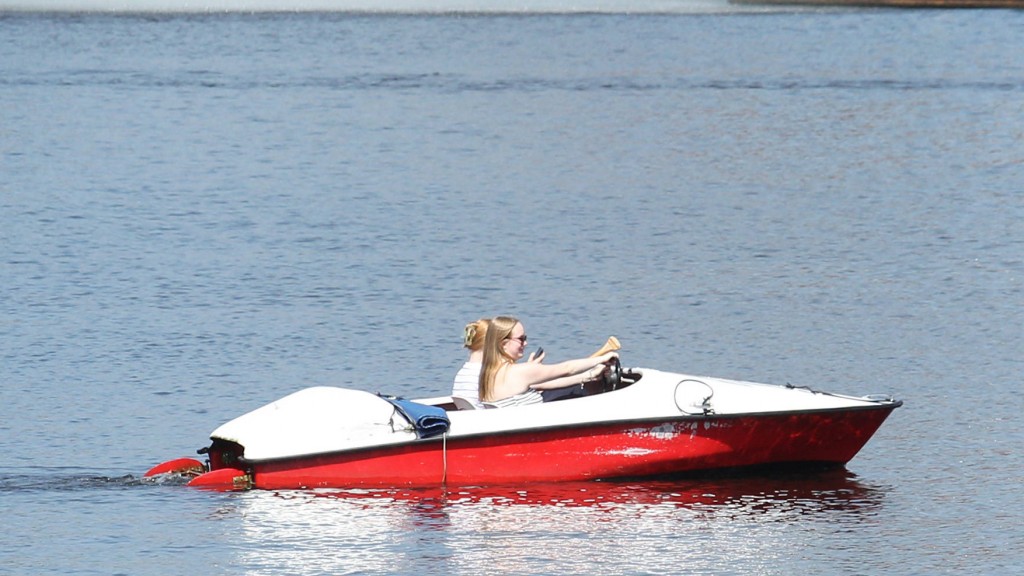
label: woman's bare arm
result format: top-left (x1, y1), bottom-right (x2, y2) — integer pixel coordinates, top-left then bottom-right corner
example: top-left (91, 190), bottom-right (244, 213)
top-left (507, 352), bottom-right (617, 389)
top-left (528, 364), bottom-right (607, 390)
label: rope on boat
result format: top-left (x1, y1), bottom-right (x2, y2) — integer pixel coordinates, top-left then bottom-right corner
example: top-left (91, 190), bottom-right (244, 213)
top-left (441, 432), bottom-right (448, 485)
top-left (785, 383), bottom-right (824, 394)
top-left (674, 379), bottom-right (715, 415)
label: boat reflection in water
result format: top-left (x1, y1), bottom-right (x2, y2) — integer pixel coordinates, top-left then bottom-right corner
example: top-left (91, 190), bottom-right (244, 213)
top-left (220, 469), bottom-right (886, 574)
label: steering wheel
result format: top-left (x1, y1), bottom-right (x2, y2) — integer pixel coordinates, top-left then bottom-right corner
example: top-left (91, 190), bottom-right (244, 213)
top-left (601, 356), bottom-right (622, 392)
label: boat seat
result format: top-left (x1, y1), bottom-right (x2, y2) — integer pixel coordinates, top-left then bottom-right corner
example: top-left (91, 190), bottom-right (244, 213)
top-left (451, 397), bottom-right (478, 411)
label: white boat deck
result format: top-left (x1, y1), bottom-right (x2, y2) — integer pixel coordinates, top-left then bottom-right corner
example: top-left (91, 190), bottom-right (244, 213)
top-left (210, 368), bottom-right (896, 462)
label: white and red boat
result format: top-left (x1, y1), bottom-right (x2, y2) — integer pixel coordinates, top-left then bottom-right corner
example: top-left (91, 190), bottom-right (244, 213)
top-left (146, 359), bottom-right (901, 490)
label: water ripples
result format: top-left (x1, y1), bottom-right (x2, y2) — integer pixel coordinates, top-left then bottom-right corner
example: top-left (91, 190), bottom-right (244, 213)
top-left (3, 9), bottom-right (1021, 575)
top-left (5, 69), bottom-right (1022, 94)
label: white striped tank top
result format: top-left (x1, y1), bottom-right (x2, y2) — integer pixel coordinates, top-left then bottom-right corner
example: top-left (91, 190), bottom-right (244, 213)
top-left (486, 389), bottom-right (544, 409)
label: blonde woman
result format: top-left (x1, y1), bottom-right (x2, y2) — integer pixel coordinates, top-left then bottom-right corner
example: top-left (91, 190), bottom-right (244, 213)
top-left (451, 318), bottom-right (490, 409)
top-left (479, 316), bottom-right (617, 408)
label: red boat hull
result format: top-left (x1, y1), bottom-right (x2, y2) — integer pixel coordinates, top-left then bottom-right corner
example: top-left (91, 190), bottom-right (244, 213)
top-left (235, 405), bottom-right (897, 490)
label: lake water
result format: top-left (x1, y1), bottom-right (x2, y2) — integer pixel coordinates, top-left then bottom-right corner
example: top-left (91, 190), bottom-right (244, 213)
top-left (2, 5), bottom-right (1022, 575)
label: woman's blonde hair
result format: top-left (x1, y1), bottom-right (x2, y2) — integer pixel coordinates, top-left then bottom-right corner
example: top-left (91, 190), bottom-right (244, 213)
top-left (478, 316), bottom-right (520, 402)
top-left (463, 319), bottom-right (489, 351)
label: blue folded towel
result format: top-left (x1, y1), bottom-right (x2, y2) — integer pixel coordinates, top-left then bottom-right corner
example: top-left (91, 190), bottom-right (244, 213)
top-left (380, 395), bottom-right (451, 439)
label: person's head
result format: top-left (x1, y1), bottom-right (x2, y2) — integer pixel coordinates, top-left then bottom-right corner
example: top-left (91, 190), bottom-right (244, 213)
top-left (479, 316), bottom-right (527, 401)
top-left (463, 318), bottom-right (489, 352)
top-left (483, 316), bottom-right (527, 363)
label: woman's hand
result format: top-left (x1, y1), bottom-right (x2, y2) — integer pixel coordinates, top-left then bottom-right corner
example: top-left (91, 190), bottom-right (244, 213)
top-left (528, 349), bottom-right (546, 363)
top-left (582, 352), bottom-right (617, 381)
top-left (583, 363), bottom-right (608, 382)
